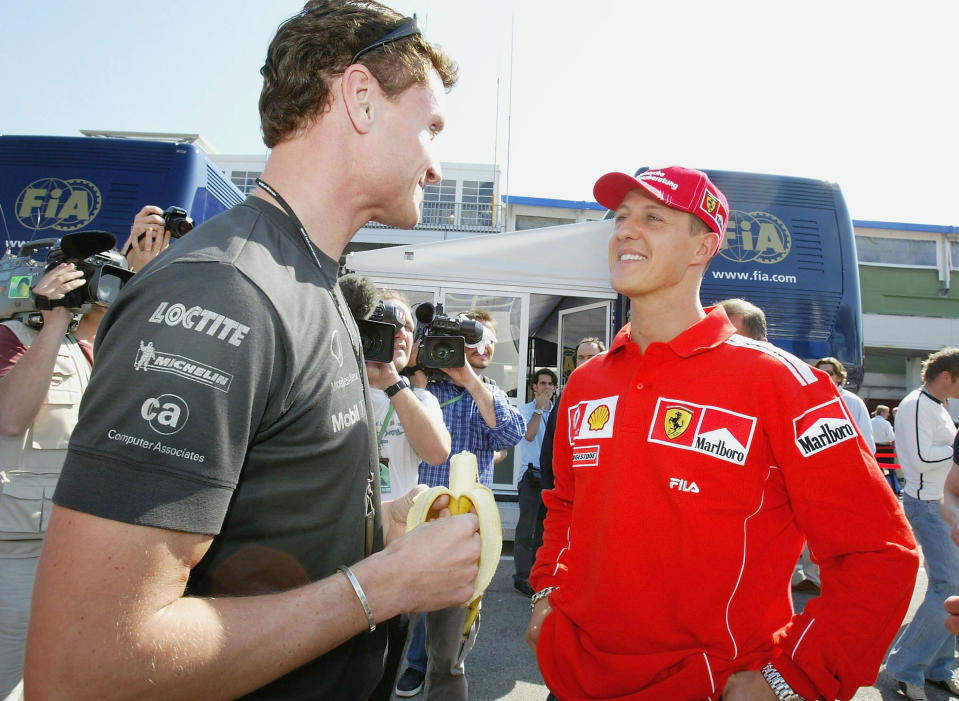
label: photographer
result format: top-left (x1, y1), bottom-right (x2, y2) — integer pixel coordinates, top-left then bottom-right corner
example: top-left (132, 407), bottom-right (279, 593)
top-left (365, 290), bottom-right (450, 700)
top-left (0, 263), bottom-right (94, 697)
top-left (396, 309), bottom-right (525, 700)
top-left (120, 204), bottom-right (184, 272)
top-left (0, 224), bottom-right (158, 696)
top-left (367, 290), bottom-right (450, 495)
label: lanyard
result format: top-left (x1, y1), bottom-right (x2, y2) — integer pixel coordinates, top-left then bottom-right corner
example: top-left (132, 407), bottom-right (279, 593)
top-left (378, 405), bottom-right (396, 443)
top-left (255, 178), bottom-right (378, 556)
top-left (440, 390), bottom-right (468, 408)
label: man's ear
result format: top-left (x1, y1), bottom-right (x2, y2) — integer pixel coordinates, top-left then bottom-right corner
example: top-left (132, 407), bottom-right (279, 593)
top-left (342, 64), bottom-right (376, 134)
top-left (693, 231), bottom-right (721, 263)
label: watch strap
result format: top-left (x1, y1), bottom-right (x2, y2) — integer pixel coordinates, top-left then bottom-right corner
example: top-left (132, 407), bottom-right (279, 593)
top-left (384, 377), bottom-right (411, 398)
top-left (760, 662), bottom-right (805, 701)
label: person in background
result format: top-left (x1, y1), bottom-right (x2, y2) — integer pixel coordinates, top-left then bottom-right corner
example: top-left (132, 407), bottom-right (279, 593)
top-left (871, 404), bottom-right (900, 496)
top-left (365, 289), bottom-right (450, 701)
top-left (396, 309), bottom-right (525, 699)
top-left (539, 337), bottom-right (605, 498)
top-left (0, 219), bottom-right (162, 698)
top-left (25, 3), bottom-right (478, 699)
top-left (886, 347), bottom-right (959, 700)
top-left (814, 356), bottom-right (875, 454)
top-left (513, 367), bottom-right (558, 597)
top-left (716, 297), bottom-right (767, 341)
top-left (526, 165), bottom-right (917, 701)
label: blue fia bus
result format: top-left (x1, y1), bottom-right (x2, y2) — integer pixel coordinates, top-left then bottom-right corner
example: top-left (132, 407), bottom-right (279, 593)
top-left (0, 135), bottom-right (244, 253)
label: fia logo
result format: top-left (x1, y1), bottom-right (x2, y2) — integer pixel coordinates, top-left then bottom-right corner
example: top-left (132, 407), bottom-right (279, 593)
top-left (140, 394), bottom-right (189, 435)
top-left (15, 178), bottom-right (102, 232)
top-left (719, 210), bottom-right (791, 265)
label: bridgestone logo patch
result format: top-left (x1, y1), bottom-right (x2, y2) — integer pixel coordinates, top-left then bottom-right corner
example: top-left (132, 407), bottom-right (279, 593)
top-left (793, 398), bottom-right (857, 457)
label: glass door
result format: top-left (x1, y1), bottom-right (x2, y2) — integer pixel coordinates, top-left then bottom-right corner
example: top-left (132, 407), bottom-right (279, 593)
top-left (557, 302), bottom-right (612, 386)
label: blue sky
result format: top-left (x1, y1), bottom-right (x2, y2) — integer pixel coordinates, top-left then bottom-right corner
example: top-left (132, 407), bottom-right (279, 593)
top-left (2, 0), bottom-right (957, 226)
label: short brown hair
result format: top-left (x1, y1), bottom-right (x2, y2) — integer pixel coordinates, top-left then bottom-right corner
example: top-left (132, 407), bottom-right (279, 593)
top-left (464, 309), bottom-right (495, 331)
top-left (259, 0), bottom-right (459, 148)
top-left (922, 347), bottom-right (959, 383)
top-left (717, 298), bottom-right (767, 341)
top-left (815, 356), bottom-right (847, 384)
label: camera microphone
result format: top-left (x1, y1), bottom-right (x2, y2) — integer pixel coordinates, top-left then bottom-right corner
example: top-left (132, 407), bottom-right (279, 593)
top-left (338, 273), bottom-right (378, 321)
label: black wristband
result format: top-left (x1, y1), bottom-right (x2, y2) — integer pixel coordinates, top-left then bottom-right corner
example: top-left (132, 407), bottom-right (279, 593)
top-left (31, 288), bottom-right (56, 310)
top-left (385, 377), bottom-right (411, 398)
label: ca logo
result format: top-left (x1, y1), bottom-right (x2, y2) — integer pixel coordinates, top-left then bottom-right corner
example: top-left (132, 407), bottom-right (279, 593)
top-left (140, 394), bottom-right (189, 435)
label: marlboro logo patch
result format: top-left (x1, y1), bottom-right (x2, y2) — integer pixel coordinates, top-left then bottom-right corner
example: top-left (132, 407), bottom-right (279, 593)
top-left (568, 396), bottom-right (619, 442)
top-left (793, 398), bottom-right (857, 457)
top-left (648, 397), bottom-right (756, 466)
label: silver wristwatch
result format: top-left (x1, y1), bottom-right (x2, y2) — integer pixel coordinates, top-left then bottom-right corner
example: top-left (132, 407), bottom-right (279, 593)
top-left (760, 663), bottom-right (805, 701)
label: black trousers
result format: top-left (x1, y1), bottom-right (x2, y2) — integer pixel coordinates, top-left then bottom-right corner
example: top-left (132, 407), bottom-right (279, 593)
top-left (514, 465), bottom-right (546, 581)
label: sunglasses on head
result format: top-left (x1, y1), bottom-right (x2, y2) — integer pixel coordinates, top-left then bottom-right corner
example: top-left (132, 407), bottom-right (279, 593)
top-left (350, 15), bottom-right (420, 65)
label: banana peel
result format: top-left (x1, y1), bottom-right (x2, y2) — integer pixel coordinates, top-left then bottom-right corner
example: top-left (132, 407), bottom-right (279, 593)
top-left (406, 450), bottom-right (502, 638)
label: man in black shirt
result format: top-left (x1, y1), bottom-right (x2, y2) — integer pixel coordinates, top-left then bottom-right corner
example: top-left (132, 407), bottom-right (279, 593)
top-left (25, 3), bottom-right (479, 699)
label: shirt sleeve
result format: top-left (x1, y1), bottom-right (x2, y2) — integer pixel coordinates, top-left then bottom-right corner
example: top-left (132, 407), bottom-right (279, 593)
top-left (764, 373), bottom-right (919, 700)
top-left (483, 388), bottom-right (527, 450)
top-left (915, 394), bottom-right (955, 469)
top-left (53, 261), bottom-right (285, 535)
top-left (0, 324), bottom-right (27, 378)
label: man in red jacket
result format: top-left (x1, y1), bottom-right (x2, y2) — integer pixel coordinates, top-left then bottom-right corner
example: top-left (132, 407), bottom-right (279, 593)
top-left (525, 166), bottom-right (919, 701)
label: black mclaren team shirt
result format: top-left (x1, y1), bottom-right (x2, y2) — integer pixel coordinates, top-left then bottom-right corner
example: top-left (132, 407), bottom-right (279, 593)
top-left (55, 197), bottom-right (386, 700)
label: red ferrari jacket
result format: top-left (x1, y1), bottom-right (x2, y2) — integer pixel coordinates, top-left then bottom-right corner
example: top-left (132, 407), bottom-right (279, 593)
top-left (531, 308), bottom-right (918, 701)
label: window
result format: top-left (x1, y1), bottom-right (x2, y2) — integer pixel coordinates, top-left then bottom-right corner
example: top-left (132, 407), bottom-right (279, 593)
top-left (229, 170), bottom-right (262, 195)
top-left (461, 180), bottom-right (494, 227)
top-left (950, 241), bottom-right (959, 270)
top-left (855, 236), bottom-right (936, 267)
top-left (515, 215), bottom-right (575, 231)
top-left (421, 180), bottom-right (456, 227)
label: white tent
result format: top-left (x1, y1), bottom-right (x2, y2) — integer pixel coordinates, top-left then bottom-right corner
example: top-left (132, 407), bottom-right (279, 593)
top-left (344, 219), bottom-right (616, 297)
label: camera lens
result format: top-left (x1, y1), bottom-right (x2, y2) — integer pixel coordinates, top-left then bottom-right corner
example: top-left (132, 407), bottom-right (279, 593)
top-left (174, 219), bottom-right (194, 238)
top-left (362, 332), bottom-right (385, 359)
top-left (428, 339), bottom-right (457, 365)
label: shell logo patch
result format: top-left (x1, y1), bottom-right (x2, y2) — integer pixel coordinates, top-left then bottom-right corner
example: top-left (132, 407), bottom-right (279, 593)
top-left (648, 397), bottom-right (756, 466)
top-left (569, 396), bottom-right (619, 441)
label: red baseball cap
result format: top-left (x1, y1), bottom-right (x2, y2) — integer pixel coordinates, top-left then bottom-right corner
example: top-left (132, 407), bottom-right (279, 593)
top-left (593, 166), bottom-right (729, 242)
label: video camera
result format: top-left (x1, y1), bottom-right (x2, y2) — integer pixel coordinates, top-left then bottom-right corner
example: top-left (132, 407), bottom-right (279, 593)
top-left (413, 302), bottom-right (486, 368)
top-left (0, 231), bottom-right (134, 327)
top-left (358, 300), bottom-right (407, 363)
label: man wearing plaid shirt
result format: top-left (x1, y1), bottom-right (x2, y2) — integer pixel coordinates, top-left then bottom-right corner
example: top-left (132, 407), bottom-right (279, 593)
top-left (395, 308), bottom-right (525, 699)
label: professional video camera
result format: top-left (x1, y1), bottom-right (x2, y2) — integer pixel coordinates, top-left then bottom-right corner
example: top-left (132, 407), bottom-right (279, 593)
top-left (413, 302), bottom-right (486, 368)
top-left (0, 231), bottom-right (133, 327)
top-left (337, 273), bottom-right (406, 363)
top-left (359, 299), bottom-right (407, 363)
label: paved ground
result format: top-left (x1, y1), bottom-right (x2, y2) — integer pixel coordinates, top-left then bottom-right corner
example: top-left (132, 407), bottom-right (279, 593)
top-left (390, 531), bottom-right (957, 701)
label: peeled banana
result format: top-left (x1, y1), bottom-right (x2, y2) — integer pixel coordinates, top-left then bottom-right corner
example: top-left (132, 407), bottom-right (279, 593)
top-left (406, 450), bottom-right (503, 637)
